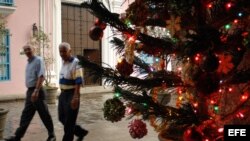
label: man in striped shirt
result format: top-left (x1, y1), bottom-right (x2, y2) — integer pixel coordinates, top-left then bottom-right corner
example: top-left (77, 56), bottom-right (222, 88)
top-left (58, 42), bottom-right (88, 141)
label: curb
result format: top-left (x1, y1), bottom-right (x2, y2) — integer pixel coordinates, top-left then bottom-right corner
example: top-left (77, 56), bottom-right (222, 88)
top-left (0, 86), bottom-right (113, 103)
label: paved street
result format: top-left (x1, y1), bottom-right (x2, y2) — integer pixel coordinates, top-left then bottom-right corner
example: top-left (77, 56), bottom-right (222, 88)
top-left (0, 93), bottom-right (158, 141)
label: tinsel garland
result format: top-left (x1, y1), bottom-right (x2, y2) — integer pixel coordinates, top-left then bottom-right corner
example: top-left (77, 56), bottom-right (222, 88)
top-left (110, 37), bottom-right (152, 73)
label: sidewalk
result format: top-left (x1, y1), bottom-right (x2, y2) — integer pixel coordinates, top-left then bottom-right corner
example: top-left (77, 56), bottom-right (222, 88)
top-left (0, 86), bottom-right (159, 141)
top-left (0, 86), bottom-right (113, 102)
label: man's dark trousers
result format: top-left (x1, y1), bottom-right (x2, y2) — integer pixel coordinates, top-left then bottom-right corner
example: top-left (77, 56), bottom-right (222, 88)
top-left (58, 89), bottom-right (85, 141)
top-left (15, 87), bottom-right (54, 139)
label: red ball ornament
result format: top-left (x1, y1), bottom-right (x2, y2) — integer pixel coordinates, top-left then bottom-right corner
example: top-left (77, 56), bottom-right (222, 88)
top-left (183, 126), bottom-right (203, 141)
top-left (89, 26), bottom-right (103, 41)
top-left (95, 18), bottom-right (107, 30)
top-left (116, 58), bottom-right (133, 77)
top-left (128, 119), bottom-right (148, 139)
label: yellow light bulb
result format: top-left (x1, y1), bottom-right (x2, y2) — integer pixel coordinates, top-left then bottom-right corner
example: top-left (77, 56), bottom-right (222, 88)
top-left (117, 58), bottom-right (122, 63)
top-left (178, 96), bottom-right (183, 101)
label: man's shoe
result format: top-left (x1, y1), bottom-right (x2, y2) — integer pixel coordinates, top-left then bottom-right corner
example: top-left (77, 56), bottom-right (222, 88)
top-left (77, 130), bottom-right (89, 141)
top-left (46, 135), bottom-right (56, 141)
top-left (5, 136), bottom-right (20, 141)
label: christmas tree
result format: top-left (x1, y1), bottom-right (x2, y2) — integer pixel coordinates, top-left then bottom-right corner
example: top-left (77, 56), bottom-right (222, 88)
top-left (78, 0), bottom-right (250, 140)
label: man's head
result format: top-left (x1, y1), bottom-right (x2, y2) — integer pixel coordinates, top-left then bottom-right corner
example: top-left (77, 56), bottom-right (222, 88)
top-left (59, 42), bottom-right (71, 61)
top-left (23, 44), bottom-right (35, 58)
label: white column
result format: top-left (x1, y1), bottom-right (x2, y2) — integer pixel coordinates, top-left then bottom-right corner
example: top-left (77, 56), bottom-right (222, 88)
top-left (101, 0), bottom-right (124, 68)
top-left (100, 0), bottom-right (123, 85)
top-left (53, 0), bottom-right (62, 86)
top-left (39, 0), bottom-right (61, 86)
top-left (39, 0), bottom-right (45, 31)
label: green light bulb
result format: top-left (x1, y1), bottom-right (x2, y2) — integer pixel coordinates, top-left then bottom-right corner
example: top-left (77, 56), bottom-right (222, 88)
top-left (214, 105), bottom-right (219, 111)
top-left (225, 24), bottom-right (231, 30)
top-left (125, 19), bottom-right (132, 27)
top-left (114, 92), bottom-right (121, 98)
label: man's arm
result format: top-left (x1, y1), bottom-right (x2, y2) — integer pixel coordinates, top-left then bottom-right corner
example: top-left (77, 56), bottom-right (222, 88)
top-left (34, 76), bottom-right (45, 92)
top-left (71, 82), bottom-right (81, 110)
top-left (71, 61), bottom-right (83, 109)
top-left (31, 58), bottom-right (45, 102)
top-left (73, 84), bottom-right (80, 98)
top-left (32, 75), bottom-right (45, 102)
top-left (73, 61), bottom-right (83, 98)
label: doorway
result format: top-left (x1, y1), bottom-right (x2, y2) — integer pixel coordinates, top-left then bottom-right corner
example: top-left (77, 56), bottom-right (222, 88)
top-left (61, 3), bottom-right (102, 86)
top-left (83, 49), bottom-right (101, 85)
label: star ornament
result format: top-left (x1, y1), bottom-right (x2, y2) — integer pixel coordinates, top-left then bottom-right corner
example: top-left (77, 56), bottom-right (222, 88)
top-left (166, 16), bottom-right (181, 36)
top-left (217, 54), bottom-right (234, 74)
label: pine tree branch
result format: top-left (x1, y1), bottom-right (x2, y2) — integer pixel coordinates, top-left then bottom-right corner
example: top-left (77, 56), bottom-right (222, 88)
top-left (110, 37), bottom-right (152, 73)
top-left (115, 86), bottom-right (200, 124)
top-left (221, 98), bottom-right (250, 121)
top-left (81, 0), bottom-right (175, 55)
top-left (110, 37), bottom-right (125, 54)
top-left (227, 69), bottom-right (250, 84)
top-left (77, 55), bottom-right (184, 90)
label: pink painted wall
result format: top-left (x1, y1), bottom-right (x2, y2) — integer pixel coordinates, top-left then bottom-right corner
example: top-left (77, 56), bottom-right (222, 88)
top-left (0, 0), bottom-right (40, 96)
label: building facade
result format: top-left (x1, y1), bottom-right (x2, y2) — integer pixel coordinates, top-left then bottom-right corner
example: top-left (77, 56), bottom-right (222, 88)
top-left (0, 0), bottom-right (61, 96)
top-left (0, 0), bottom-right (123, 96)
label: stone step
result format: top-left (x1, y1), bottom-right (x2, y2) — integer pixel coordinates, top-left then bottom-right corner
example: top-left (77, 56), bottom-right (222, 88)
top-left (0, 86), bottom-right (113, 102)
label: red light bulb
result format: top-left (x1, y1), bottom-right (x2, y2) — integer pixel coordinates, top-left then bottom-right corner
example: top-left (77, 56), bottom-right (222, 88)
top-left (194, 54), bottom-right (201, 62)
top-left (218, 128), bottom-right (224, 133)
top-left (233, 19), bottom-right (239, 24)
top-left (195, 56), bottom-right (199, 61)
top-left (128, 36), bottom-right (135, 42)
top-left (236, 112), bottom-right (245, 118)
top-left (226, 2), bottom-right (232, 9)
top-left (242, 32), bottom-right (249, 37)
top-left (193, 102), bottom-right (198, 108)
top-left (208, 3), bottom-right (213, 8)
top-left (241, 93), bottom-right (249, 101)
top-left (219, 89), bottom-right (222, 93)
top-left (178, 89), bottom-right (182, 94)
top-left (239, 112), bottom-right (244, 118)
top-left (210, 100), bottom-right (215, 104)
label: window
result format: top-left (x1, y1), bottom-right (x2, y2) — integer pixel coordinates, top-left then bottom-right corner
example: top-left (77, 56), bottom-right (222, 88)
top-left (0, 30), bottom-right (10, 81)
top-left (0, 0), bottom-right (14, 6)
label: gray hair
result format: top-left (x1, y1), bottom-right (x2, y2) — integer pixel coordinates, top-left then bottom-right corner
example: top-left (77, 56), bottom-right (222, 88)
top-left (59, 42), bottom-right (71, 50)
